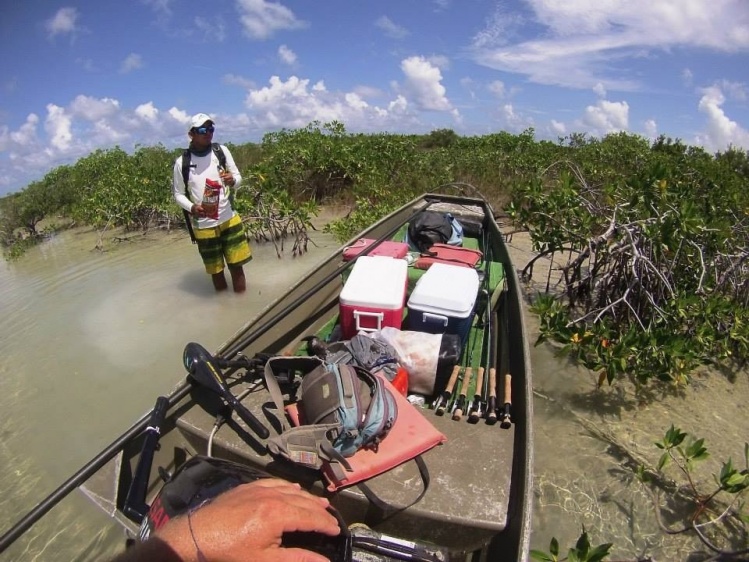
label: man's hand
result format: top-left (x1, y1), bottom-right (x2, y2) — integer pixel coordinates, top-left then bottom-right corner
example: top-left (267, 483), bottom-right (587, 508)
top-left (155, 479), bottom-right (341, 562)
top-left (190, 203), bottom-right (205, 218)
top-left (219, 170), bottom-right (235, 187)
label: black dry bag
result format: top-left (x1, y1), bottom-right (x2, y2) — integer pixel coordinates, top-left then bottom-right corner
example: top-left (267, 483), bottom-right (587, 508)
top-left (407, 211), bottom-right (454, 253)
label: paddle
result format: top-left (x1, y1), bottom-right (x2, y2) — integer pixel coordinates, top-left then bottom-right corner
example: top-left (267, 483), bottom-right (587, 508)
top-left (183, 342), bottom-right (270, 439)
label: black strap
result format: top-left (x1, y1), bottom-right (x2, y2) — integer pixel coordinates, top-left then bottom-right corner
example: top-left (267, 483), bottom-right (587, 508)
top-left (180, 149), bottom-right (197, 244)
top-left (359, 455), bottom-right (430, 524)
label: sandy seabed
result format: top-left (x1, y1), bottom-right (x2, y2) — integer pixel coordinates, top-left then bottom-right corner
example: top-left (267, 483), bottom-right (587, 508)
top-left (502, 227), bottom-right (749, 560)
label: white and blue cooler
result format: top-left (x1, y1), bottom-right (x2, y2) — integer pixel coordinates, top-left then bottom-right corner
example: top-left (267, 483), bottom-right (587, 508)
top-left (406, 262), bottom-right (480, 344)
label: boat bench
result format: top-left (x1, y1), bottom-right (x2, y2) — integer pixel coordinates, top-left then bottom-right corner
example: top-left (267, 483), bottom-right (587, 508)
top-left (174, 367), bottom-right (516, 554)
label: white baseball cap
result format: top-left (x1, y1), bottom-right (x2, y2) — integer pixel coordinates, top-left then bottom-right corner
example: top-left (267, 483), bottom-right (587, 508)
top-left (189, 113), bottom-right (214, 131)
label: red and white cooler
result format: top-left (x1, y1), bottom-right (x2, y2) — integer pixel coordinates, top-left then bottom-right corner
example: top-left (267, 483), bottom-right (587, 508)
top-left (339, 256), bottom-right (408, 339)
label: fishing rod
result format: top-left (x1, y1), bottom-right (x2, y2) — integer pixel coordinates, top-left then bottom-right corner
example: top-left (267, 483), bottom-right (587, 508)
top-left (469, 229), bottom-right (493, 423)
top-left (433, 365), bottom-right (460, 415)
top-left (467, 362), bottom-right (485, 423)
top-left (500, 373), bottom-right (513, 429)
top-left (486, 304), bottom-right (499, 426)
top-left (498, 301), bottom-right (513, 428)
top-left (450, 367), bottom-right (473, 421)
top-left (450, 287), bottom-right (485, 421)
top-left (467, 293), bottom-right (490, 423)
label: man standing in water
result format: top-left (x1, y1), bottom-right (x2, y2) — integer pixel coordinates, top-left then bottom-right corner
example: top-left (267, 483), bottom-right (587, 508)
top-left (173, 113), bottom-right (252, 292)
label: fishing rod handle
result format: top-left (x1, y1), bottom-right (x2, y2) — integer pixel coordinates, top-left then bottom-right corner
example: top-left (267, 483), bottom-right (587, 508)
top-left (458, 367), bottom-right (473, 397)
top-left (435, 365), bottom-right (461, 416)
top-left (486, 367), bottom-right (498, 424)
top-left (499, 373), bottom-right (513, 428)
top-left (467, 367), bottom-right (485, 422)
top-left (473, 367), bottom-right (485, 401)
top-left (452, 367), bottom-right (473, 421)
top-left (503, 373), bottom-right (512, 404)
top-left (444, 365), bottom-right (461, 394)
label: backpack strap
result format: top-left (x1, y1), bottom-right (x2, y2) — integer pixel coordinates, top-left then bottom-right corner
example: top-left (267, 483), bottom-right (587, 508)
top-left (180, 149), bottom-right (197, 244)
top-left (360, 454), bottom-right (431, 523)
top-left (211, 143), bottom-right (234, 206)
top-left (181, 149), bottom-right (192, 197)
top-left (211, 142), bottom-right (226, 169)
top-left (263, 357), bottom-right (352, 471)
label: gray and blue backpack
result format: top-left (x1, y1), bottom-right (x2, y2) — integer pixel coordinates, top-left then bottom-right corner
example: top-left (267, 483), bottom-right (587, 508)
top-left (264, 356), bottom-right (397, 476)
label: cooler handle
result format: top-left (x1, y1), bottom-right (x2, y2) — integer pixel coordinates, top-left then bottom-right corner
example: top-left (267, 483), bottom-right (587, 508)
top-left (422, 312), bottom-right (449, 327)
top-left (353, 310), bottom-right (384, 332)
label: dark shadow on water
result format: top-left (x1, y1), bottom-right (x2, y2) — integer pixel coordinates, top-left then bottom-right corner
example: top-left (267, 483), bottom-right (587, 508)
top-left (564, 378), bottom-right (694, 418)
top-left (178, 269), bottom-right (220, 296)
top-left (565, 385), bottom-right (635, 418)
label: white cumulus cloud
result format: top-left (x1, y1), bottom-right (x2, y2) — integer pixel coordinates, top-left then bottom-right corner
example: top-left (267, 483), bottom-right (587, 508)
top-left (45, 104), bottom-right (73, 152)
top-left (244, 75), bottom-right (422, 131)
top-left (70, 95), bottom-right (120, 121)
top-left (135, 102), bottom-right (159, 122)
top-left (46, 7), bottom-right (80, 39)
top-left (695, 84), bottom-right (749, 151)
top-left (10, 114), bottom-right (40, 147)
top-left (236, 0), bottom-right (306, 40)
top-left (278, 45), bottom-right (297, 65)
top-left (400, 56), bottom-right (454, 113)
top-left (120, 53), bottom-right (143, 74)
top-left (581, 100), bottom-right (629, 135)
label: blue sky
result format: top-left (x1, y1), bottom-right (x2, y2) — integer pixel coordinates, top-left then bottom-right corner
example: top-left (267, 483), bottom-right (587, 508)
top-left (1, 0), bottom-right (747, 196)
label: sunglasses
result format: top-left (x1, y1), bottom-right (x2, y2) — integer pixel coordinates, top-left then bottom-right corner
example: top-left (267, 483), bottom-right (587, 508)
top-left (193, 126), bottom-right (215, 135)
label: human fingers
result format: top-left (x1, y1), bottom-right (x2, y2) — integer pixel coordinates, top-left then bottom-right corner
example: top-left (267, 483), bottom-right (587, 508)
top-left (245, 480), bottom-right (332, 510)
top-left (226, 482), bottom-right (340, 536)
top-left (274, 548), bottom-right (333, 562)
top-left (275, 500), bottom-right (341, 537)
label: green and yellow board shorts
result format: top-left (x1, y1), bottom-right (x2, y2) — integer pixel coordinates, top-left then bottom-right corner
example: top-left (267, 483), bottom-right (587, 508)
top-left (194, 214), bottom-right (252, 275)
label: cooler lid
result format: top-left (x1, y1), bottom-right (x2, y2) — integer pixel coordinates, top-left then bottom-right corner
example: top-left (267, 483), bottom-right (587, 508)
top-left (407, 263), bottom-right (480, 318)
top-left (340, 256), bottom-right (408, 308)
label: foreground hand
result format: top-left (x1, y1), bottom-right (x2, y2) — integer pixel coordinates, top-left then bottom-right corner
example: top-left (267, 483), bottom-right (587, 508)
top-left (156, 479), bottom-right (341, 562)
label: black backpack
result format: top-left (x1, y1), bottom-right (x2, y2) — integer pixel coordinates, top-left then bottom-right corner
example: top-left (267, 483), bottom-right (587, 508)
top-left (407, 211), bottom-right (454, 253)
top-left (179, 143), bottom-right (227, 243)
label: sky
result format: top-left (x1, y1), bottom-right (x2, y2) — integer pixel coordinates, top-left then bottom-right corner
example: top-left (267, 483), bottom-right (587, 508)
top-left (1, 0), bottom-right (748, 197)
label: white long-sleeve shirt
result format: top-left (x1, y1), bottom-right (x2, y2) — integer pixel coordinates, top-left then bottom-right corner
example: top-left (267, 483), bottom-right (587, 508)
top-left (172, 144), bottom-right (242, 228)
